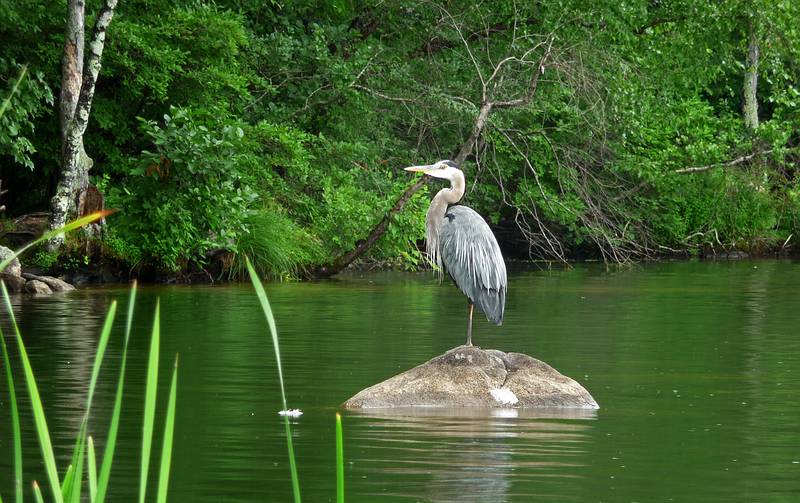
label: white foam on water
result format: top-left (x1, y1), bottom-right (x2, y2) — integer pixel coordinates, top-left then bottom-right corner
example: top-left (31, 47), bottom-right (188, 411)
top-left (278, 409), bottom-right (304, 417)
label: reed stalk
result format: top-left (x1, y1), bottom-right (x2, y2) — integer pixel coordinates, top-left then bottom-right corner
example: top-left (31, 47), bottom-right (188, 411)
top-left (246, 257), bottom-right (302, 503)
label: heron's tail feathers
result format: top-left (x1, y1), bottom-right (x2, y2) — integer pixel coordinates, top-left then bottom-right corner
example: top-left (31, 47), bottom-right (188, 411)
top-left (474, 286), bottom-right (505, 326)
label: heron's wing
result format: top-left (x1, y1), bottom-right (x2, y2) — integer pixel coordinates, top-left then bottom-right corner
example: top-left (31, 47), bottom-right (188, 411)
top-left (439, 205), bottom-right (507, 325)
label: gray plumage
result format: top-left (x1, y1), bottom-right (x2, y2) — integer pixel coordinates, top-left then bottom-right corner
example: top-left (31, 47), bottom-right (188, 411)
top-left (404, 159), bottom-right (507, 346)
top-left (440, 205), bottom-right (506, 325)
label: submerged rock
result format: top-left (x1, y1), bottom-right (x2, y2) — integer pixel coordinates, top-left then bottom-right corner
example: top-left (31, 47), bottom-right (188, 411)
top-left (24, 279), bottom-right (53, 295)
top-left (22, 273), bottom-right (75, 292)
top-left (344, 345), bottom-right (598, 409)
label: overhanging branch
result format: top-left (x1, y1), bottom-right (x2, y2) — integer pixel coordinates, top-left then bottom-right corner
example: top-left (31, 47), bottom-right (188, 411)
top-left (674, 149), bottom-right (773, 174)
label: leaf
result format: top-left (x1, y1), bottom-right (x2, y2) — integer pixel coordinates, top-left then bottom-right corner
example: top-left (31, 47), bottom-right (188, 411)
top-left (0, 65), bottom-right (28, 120)
top-left (88, 436), bottom-right (97, 503)
top-left (0, 290), bottom-right (22, 503)
top-left (1, 283), bottom-right (63, 503)
top-left (245, 257), bottom-right (301, 503)
top-left (139, 299), bottom-right (160, 503)
top-left (32, 482), bottom-right (44, 503)
top-left (64, 438), bottom-right (85, 503)
top-left (62, 300), bottom-right (117, 503)
top-left (0, 210), bottom-right (114, 273)
top-left (336, 413), bottom-right (344, 503)
top-left (156, 356), bottom-right (179, 503)
top-left (60, 465), bottom-right (73, 498)
top-left (96, 282), bottom-right (137, 503)
top-left (86, 302), bottom-right (118, 415)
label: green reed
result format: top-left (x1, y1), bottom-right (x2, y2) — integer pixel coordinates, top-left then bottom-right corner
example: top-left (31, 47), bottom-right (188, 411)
top-left (336, 413), bottom-right (344, 503)
top-left (0, 215), bottom-right (345, 502)
top-left (245, 256), bottom-right (347, 503)
top-left (245, 257), bottom-right (302, 502)
top-left (0, 218), bottom-right (177, 503)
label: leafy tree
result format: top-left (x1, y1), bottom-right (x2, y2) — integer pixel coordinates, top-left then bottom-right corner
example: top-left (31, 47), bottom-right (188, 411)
top-left (2, 0), bottom-right (800, 275)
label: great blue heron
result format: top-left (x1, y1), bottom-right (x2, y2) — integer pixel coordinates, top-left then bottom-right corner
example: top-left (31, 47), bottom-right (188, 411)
top-left (405, 160), bottom-right (507, 346)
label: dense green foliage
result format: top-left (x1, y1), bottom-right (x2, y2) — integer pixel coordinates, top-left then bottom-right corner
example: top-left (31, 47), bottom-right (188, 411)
top-left (1, 0), bottom-right (799, 275)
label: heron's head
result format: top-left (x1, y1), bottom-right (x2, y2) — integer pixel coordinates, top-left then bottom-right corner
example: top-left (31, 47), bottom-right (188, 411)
top-left (404, 160), bottom-right (461, 180)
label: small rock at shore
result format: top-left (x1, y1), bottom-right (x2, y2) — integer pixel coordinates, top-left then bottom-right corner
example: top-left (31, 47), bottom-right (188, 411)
top-left (0, 273), bottom-right (27, 293)
top-left (24, 279), bottom-right (53, 295)
top-left (0, 245), bottom-right (22, 277)
top-left (22, 273), bottom-right (76, 292)
top-left (344, 345), bottom-right (598, 409)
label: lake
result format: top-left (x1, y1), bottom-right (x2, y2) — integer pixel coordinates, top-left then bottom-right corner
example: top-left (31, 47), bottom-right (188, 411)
top-left (2, 260), bottom-right (799, 502)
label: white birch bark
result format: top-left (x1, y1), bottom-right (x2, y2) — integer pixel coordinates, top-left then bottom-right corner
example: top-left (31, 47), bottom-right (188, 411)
top-left (47, 0), bottom-right (118, 250)
top-left (743, 16), bottom-right (759, 131)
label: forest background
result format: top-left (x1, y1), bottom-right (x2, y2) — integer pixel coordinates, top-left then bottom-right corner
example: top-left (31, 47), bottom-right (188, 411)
top-left (1, 0), bottom-right (798, 279)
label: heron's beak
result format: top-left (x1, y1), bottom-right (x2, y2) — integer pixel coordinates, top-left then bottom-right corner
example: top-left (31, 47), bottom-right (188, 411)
top-left (404, 164), bottom-right (436, 174)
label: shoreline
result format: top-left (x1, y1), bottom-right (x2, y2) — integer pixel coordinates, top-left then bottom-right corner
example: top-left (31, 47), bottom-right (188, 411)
top-left (27, 251), bottom-right (800, 287)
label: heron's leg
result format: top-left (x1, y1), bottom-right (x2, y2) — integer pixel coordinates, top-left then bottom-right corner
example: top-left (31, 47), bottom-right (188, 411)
top-left (466, 302), bottom-right (474, 346)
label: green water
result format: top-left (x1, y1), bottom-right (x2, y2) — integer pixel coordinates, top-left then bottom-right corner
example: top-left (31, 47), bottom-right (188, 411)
top-left (2, 261), bottom-right (799, 502)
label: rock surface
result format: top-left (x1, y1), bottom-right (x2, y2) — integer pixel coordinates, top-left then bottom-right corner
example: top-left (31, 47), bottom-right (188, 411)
top-left (344, 345), bottom-right (598, 409)
top-left (22, 273), bottom-right (76, 292)
top-left (0, 273), bottom-right (27, 293)
top-left (24, 279), bottom-right (53, 295)
top-left (0, 245), bottom-right (22, 277)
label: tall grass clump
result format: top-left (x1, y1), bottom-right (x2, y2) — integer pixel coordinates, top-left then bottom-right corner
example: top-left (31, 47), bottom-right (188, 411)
top-left (0, 216), bottom-right (178, 503)
top-left (230, 209), bottom-right (323, 280)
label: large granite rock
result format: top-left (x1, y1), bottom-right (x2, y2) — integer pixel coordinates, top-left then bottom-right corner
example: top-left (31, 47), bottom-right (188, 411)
top-left (0, 245), bottom-right (22, 277)
top-left (22, 273), bottom-right (75, 292)
top-left (344, 345), bottom-right (598, 409)
top-left (24, 279), bottom-right (53, 295)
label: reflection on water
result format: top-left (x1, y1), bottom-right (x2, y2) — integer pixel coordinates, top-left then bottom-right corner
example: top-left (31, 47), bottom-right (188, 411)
top-left (1, 261), bottom-right (800, 502)
top-left (349, 408), bottom-right (595, 502)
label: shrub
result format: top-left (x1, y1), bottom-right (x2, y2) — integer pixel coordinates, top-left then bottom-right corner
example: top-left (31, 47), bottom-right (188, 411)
top-left (106, 107), bottom-right (259, 271)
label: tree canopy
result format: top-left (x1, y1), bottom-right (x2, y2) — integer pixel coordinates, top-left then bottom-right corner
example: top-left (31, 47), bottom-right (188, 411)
top-left (1, 0), bottom-right (798, 277)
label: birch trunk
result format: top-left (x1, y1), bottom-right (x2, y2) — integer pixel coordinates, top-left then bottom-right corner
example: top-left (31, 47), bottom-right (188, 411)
top-left (743, 17), bottom-right (759, 131)
top-left (47, 0), bottom-right (118, 250)
top-left (60, 0), bottom-right (84, 148)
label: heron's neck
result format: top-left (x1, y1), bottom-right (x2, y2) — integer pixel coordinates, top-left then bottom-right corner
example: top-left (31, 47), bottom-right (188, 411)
top-left (425, 171), bottom-right (465, 271)
top-left (427, 172), bottom-right (465, 225)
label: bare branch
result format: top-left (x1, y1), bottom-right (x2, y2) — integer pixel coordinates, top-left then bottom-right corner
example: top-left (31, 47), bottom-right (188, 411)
top-left (453, 102), bottom-right (493, 165)
top-left (350, 50), bottom-right (383, 86)
top-left (674, 149), bottom-right (774, 174)
top-left (486, 41), bottom-right (547, 87)
top-left (351, 84), bottom-right (417, 103)
top-left (493, 35), bottom-right (554, 108)
top-left (438, 5), bottom-right (487, 99)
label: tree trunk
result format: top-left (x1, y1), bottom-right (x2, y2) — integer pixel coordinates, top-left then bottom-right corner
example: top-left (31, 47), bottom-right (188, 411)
top-left (47, 0), bottom-right (117, 251)
top-left (743, 16), bottom-right (759, 131)
top-left (60, 0), bottom-right (84, 148)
